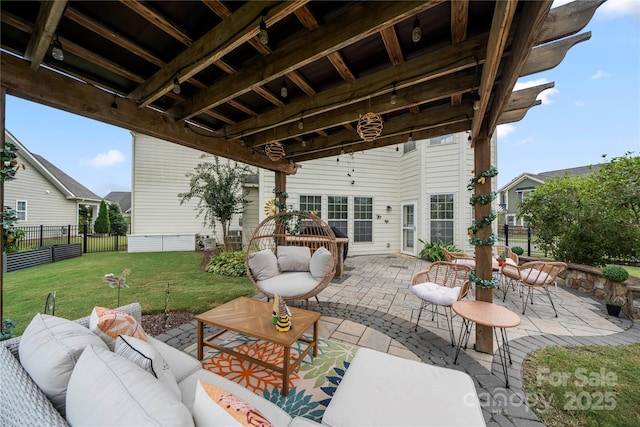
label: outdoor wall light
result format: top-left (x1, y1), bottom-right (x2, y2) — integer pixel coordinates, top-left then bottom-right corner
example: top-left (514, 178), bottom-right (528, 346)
top-left (386, 205), bottom-right (392, 211)
top-left (51, 35), bottom-right (64, 61)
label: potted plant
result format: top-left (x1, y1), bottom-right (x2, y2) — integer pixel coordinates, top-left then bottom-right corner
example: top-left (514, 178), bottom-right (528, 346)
top-left (496, 251), bottom-right (507, 266)
top-left (602, 265), bottom-right (629, 317)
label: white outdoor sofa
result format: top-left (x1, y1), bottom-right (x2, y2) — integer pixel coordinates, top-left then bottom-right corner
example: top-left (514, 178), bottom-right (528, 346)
top-left (0, 302), bottom-right (486, 427)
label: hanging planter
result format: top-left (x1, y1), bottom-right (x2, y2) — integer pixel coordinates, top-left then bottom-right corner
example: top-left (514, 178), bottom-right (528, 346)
top-left (265, 141), bottom-right (285, 161)
top-left (357, 112), bottom-right (383, 142)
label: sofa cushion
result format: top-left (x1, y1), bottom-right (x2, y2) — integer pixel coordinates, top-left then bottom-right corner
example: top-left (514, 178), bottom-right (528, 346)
top-left (179, 370), bottom-right (292, 426)
top-left (277, 246), bottom-right (311, 272)
top-left (322, 348), bottom-right (485, 427)
top-left (257, 272), bottom-right (320, 298)
top-left (410, 282), bottom-right (461, 306)
top-left (309, 246), bottom-right (333, 280)
top-left (147, 336), bottom-right (202, 383)
top-left (248, 249), bottom-right (279, 281)
top-left (115, 335), bottom-right (181, 399)
top-left (90, 306), bottom-right (148, 350)
top-left (66, 345), bottom-right (194, 426)
top-left (18, 313), bottom-right (108, 417)
top-left (192, 380), bottom-right (272, 427)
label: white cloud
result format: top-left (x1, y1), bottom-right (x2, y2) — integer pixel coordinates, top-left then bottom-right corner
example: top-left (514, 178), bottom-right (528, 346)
top-left (575, 100), bottom-right (585, 107)
top-left (497, 124), bottom-right (516, 140)
top-left (591, 70), bottom-right (609, 80)
top-left (514, 78), bottom-right (558, 104)
top-left (86, 150), bottom-right (125, 167)
top-left (600, 0), bottom-right (640, 19)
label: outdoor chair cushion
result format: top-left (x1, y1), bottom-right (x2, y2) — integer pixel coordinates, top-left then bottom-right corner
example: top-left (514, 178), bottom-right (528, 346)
top-left (277, 246), bottom-right (311, 272)
top-left (410, 282), bottom-right (461, 306)
top-left (256, 272), bottom-right (320, 298)
top-left (521, 268), bottom-right (552, 286)
top-left (90, 306), bottom-right (148, 350)
top-left (146, 336), bottom-right (201, 383)
top-left (452, 258), bottom-right (475, 267)
top-left (66, 345), bottom-right (194, 427)
top-left (18, 313), bottom-right (108, 416)
top-left (309, 246), bottom-right (333, 280)
top-left (247, 249), bottom-right (279, 281)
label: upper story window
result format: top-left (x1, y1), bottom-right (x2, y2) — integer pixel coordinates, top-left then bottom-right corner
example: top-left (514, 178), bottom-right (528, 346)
top-left (16, 200), bottom-right (27, 221)
top-left (429, 135), bottom-right (454, 146)
top-left (300, 195), bottom-right (322, 217)
top-left (516, 188), bottom-right (535, 202)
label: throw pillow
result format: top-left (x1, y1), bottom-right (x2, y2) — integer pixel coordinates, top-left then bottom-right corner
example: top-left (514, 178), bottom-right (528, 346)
top-left (309, 246), bottom-right (333, 279)
top-left (18, 313), bottom-right (108, 416)
top-left (90, 306), bottom-right (147, 349)
top-left (247, 249), bottom-right (279, 281)
top-left (410, 282), bottom-right (461, 306)
top-left (277, 246), bottom-right (311, 272)
top-left (66, 345), bottom-right (193, 426)
top-left (115, 335), bottom-right (182, 399)
top-left (192, 380), bottom-right (273, 427)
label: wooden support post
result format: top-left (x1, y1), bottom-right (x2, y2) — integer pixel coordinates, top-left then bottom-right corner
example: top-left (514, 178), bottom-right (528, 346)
top-left (274, 171), bottom-right (287, 243)
top-left (1, 87), bottom-right (5, 323)
top-left (473, 125), bottom-right (494, 354)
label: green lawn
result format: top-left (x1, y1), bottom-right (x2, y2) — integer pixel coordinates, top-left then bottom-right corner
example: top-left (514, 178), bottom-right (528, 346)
top-left (3, 251), bottom-right (256, 336)
top-left (620, 265), bottom-right (640, 278)
top-left (522, 344), bottom-right (640, 427)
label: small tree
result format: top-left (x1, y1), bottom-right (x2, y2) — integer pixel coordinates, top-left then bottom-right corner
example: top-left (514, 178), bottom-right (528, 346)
top-left (79, 204), bottom-right (93, 228)
top-left (108, 203), bottom-right (128, 236)
top-left (94, 200), bottom-right (111, 234)
top-left (178, 155), bottom-right (251, 250)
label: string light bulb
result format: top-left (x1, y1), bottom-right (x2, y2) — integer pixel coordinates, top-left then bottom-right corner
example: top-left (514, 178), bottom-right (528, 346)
top-left (51, 35), bottom-right (64, 61)
top-left (390, 84), bottom-right (397, 105)
top-left (473, 92), bottom-right (480, 111)
top-left (407, 131), bottom-right (413, 143)
top-left (412, 16), bottom-right (421, 43)
top-left (259, 17), bottom-right (269, 45)
top-left (173, 77), bottom-right (181, 94)
top-left (280, 78), bottom-right (288, 98)
top-left (110, 97), bottom-right (118, 114)
top-left (298, 113), bottom-right (304, 129)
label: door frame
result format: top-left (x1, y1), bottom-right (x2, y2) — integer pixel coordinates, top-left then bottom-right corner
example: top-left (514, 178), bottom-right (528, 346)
top-left (401, 200), bottom-right (418, 256)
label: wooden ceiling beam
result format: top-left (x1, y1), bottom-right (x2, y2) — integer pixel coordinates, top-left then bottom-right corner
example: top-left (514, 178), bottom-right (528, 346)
top-left (487, 0), bottom-right (553, 134)
top-left (286, 71), bottom-right (315, 96)
top-left (521, 32), bottom-right (591, 77)
top-left (224, 33), bottom-right (487, 139)
top-left (536, 0), bottom-right (605, 45)
top-left (120, 0), bottom-right (192, 46)
top-left (470, 0), bottom-right (517, 142)
top-left (327, 52), bottom-right (356, 82)
top-left (294, 5), bottom-right (319, 30)
top-left (243, 69), bottom-right (477, 147)
top-left (450, 0), bottom-right (468, 106)
top-left (0, 52), bottom-right (293, 174)
top-left (504, 82), bottom-right (554, 111)
top-left (166, 0), bottom-right (443, 121)
top-left (253, 86), bottom-right (285, 107)
top-left (23, 0), bottom-right (67, 69)
top-left (380, 26), bottom-right (403, 65)
top-left (498, 100), bottom-right (542, 124)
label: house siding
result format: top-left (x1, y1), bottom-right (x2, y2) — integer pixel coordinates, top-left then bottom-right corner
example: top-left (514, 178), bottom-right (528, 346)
top-left (4, 150), bottom-right (78, 226)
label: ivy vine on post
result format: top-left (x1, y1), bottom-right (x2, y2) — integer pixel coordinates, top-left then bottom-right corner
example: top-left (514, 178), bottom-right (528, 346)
top-left (467, 165), bottom-right (500, 289)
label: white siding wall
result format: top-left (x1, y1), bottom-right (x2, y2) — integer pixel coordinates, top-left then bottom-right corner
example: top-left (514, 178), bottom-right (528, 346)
top-left (131, 134), bottom-right (252, 244)
top-left (4, 152), bottom-right (78, 226)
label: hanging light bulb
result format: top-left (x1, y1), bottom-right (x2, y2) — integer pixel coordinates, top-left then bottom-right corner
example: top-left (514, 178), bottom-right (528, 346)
top-left (407, 131), bottom-right (413, 143)
top-left (259, 17), bottom-right (269, 45)
top-left (298, 113), bottom-right (304, 129)
top-left (110, 98), bottom-right (118, 114)
top-left (51, 35), bottom-right (64, 61)
top-left (280, 78), bottom-right (288, 98)
top-left (390, 85), bottom-right (397, 105)
top-left (396, 145), bottom-right (399, 152)
top-left (412, 16), bottom-right (422, 43)
top-left (301, 140), bottom-right (306, 148)
top-left (173, 77), bottom-right (181, 94)
top-left (473, 92), bottom-right (480, 111)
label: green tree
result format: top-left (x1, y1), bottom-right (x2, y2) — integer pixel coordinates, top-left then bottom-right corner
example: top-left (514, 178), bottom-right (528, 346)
top-left (78, 204), bottom-right (93, 228)
top-left (94, 200), bottom-right (111, 234)
top-left (108, 203), bottom-right (128, 236)
top-left (178, 155), bottom-right (251, 250)
top-left (518, 153), bottom-right (640, 265)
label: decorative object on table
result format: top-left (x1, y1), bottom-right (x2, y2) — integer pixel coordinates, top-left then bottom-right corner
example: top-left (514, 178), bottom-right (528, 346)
top-left (602, 265), bottom-right (629, 317)
top-left (497, 251), bottom-right (507, 266)
top-left (102, 268), bottom-right (131, 307)
top-left (273, 294), bottom-right (292, 332)
top-left (356, 112), bottom-right (383, 142)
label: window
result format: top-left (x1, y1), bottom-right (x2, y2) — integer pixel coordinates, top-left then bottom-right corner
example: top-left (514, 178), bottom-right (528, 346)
top-left (354, 197), bottom-right (373, 242)
top-left (430, 135), bottom-right (454, 145)
top-left (403, 140), bottom-right (416, 153)
top-left (430, 194), bottom-right (454, 244)
top-left (327, 196), bottom-right (348, 235)
top-left (299, 195), bottom-right (322, 217)
top-left (16, 200), bottom-right (27, 221)
top-left (516, 188), bottom-right (534, 202)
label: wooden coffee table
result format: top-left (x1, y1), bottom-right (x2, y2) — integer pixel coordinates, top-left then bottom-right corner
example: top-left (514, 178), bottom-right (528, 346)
top-left (452, 300), bottom-right (520, 388)
top-left (196, 297), bottom-right (320, 396)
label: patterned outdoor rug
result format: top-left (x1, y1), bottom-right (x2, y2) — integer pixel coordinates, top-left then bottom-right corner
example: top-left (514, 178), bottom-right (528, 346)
top-left (201, 335), bottom-right (357, 423)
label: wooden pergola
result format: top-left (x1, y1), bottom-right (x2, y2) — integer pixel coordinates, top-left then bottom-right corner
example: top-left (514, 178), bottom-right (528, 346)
top-left (0, 0), bottom-right (603, 352)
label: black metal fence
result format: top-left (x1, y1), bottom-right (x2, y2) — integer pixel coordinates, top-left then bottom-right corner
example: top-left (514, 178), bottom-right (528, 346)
top-left (496, 224), bottom-right (542, 257)
top-left (15, 224), bottom-right (129, 253)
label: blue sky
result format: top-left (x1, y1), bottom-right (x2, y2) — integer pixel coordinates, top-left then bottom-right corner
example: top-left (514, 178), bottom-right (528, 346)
top-left (3, 0), bottom-right (639, 195)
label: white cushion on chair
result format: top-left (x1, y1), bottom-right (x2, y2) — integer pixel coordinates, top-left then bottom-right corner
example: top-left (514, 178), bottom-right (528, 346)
top-left (277, 246), bottom-right (311, 272)
top-left (248, 249), bottom-right (279, 281)
top-left (452, 258), bottom-right (475, 267)
top-left (411, 282), bottom-right (461, 306)
top-left (521, 268), bottom-right (552, 286)
top-left (309, 246), bottom-right (333, 279)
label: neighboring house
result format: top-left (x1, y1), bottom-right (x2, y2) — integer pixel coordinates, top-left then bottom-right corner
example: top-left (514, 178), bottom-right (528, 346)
top-left (104, 191), bottom-right (131, 216)
top-left (497, 164), bottom-right (602, 226)
top-left (3, 130), bottom-right (102, 227)
top-left (131, 132), bottom-right (497, 255)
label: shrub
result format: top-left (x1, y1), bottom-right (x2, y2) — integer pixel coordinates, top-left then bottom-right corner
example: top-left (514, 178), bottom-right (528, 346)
top-left (1, 319), bottom-right (16, 341)
top-left (511, 246), bottom-right (524, 256)
top-left (602, 265), bottom-right (629, 283)
top-left (207, 251), bottom-right (247, 276)
top-left (418, 239), bottom-right (463, 262)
